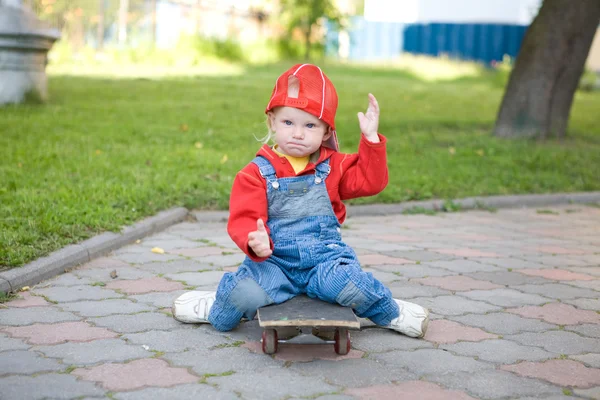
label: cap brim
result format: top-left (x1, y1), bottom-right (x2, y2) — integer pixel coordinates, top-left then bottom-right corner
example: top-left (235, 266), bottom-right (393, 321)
top-left (323, 130), bottom-right (339, 151)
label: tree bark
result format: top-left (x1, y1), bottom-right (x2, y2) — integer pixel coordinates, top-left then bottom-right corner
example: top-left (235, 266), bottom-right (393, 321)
top-left (494, 0), bottom-right (600, 139)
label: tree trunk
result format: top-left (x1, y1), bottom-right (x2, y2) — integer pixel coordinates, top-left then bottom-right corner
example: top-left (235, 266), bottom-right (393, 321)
top-left (118, 0), bottom-right (129, 45)
top-left (96, 0), bottom-right (105, 51)
top-left (494, 0), bottom-right (600, 139)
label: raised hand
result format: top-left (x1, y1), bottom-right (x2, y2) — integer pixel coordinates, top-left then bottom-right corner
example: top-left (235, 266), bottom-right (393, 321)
top-left (248, 218), bottom-right (273, 258)
top-left (357, 93), bottom-right (380, 143)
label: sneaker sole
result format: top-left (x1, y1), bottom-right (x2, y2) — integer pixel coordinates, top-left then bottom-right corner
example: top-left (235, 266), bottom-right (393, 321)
top-left (418, 308), bottom-right (430, 338)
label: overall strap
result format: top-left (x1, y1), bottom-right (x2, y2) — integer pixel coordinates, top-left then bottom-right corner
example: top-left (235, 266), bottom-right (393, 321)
top-left (314, 158), bottom-right (331, 184)
top-left (251, 156), bottom-right (280, 189)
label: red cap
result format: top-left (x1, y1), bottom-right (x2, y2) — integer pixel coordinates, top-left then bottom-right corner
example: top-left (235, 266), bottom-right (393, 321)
top-left (265, 64), bottom-right (339, 151)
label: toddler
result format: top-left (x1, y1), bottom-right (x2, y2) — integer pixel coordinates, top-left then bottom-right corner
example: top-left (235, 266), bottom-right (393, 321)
top-left (173, 63), bottom-right (429, 338)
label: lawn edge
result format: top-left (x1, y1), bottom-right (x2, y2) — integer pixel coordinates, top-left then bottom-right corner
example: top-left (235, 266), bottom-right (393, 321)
top-left (2, 191), bottom-right (600, 294)
top-left (0, 207), bottom-right (188, 293)
top-left (190, 191), bottom-right (600, 222)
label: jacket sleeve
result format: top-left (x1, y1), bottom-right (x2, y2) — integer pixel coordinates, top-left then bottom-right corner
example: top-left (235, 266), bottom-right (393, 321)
top-left (337, 133), bottom-right (389, 200)
top-left (227, 165), bottom-right (274, 262)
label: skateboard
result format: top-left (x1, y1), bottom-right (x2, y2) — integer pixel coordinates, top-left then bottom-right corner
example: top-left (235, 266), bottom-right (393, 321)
top-left (257, 295), bottom-right (360, 355)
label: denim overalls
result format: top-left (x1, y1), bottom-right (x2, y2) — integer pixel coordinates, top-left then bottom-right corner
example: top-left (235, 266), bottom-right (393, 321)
top-left (208, 156), bottom-right (399, 331)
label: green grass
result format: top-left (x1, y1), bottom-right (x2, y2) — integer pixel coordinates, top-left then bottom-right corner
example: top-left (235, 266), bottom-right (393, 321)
top-left (1, 61), bottom-right (599, 268)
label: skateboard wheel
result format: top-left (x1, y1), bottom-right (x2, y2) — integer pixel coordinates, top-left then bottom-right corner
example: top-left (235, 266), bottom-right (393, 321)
top-left (262, 329), bottom-right (278, 354)
top-left (334, 328), bottom-right (350, 355)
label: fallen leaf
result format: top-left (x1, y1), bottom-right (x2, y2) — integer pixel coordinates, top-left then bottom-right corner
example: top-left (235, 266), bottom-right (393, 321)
top-left (220, 154), bottom-right (228, 164)
top-left (180, 124), bottom-right (189, 132)
top-left (151, 247), bottom-right (165, 254)
top-left (20, 286), bottom-right (30, 291)
top-left (95, 149), bottom-right (102, 155)
top-left (448, 147), bottom-right (456, 155)
top-left (194, 142), bottom-right (203, 149)
top-left (110, 270), bottom-right (118, 279)
top-left (135, 239), bottom-right (141, 244)
top-left (476, 149), bottom-right (485, 156)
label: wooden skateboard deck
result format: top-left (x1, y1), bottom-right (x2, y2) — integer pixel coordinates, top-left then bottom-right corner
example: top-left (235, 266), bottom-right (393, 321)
top-left (257, 295), bottom-right (360, 355)
top-left (257, 295), bottom-right (360, 329)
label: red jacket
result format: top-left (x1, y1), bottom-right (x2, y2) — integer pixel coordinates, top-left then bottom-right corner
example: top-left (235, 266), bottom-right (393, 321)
top-left (228, 134), bottom-right (389, 262)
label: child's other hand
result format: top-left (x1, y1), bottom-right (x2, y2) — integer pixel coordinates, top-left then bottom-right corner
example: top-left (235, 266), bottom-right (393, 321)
top-left (357, 93), bottom-right (380, 143)
top-left (248, 218), bottom-right (273, 258)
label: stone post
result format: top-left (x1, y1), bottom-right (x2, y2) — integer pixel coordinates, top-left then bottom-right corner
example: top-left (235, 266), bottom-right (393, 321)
top-left (0, 0), bottom-right (60, 104)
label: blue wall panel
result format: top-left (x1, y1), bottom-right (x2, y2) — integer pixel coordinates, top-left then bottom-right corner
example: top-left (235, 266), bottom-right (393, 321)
top-left (403, 23), bottom-right (528, 64)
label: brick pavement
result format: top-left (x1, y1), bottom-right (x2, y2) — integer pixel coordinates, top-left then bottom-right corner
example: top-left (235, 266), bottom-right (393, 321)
top-left (1, 204), bottom-right (599, 399)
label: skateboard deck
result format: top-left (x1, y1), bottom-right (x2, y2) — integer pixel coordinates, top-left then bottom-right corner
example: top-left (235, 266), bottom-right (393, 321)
top-left (257, 295), bottom-right (360, 355)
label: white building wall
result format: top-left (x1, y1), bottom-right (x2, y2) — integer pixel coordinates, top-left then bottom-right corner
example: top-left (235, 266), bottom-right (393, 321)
top-left (365, 0), bottom-right (542, 25)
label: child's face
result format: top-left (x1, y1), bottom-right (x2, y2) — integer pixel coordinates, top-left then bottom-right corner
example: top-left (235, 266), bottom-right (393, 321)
top-left (269, 107), bottom-right (332, 157)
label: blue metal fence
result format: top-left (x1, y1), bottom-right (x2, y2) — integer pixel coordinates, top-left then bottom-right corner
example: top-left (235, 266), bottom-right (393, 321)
top-left (328, 17), bottom-right (529, 65)
top-left (403, 23), bottom-right (528, 65)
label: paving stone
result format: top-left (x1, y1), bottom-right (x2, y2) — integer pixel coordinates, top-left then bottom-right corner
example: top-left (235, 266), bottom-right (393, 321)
top-left (0, 373), bottom-right (106, 399)
top-left (358, 254), bottom-right (415, 266)
top-left (388, 264), bottom-right (454, 278)
top-left (428, 370), bottom-right (563, 399)
top-left (568, 266), bottom-right (600, 277)
top-left (465, 271), bottom-right (548, 286)
top-left (33, 285), bottom-right (123, 302)
top-left (105, 277), bottom-right (184, 294)
top-left (431, 248), bottom-right (501, 258)
top-left (574, 386), bottom-right (600, 399)
top-left (567, 280), bottom-right (600, 291)
top-left (290, 358), bottom-right (416, 388)
top-left (361, 268), bottom-right (404, 284)
top-left (0, 307), bottom-right (80, 326)
top-left (167, 246), bottom-right (229, 257)
top-left (0, 333), bottom-right (29, 351)
top-left (243, 341), bottom-right (364, 362)
top-left (36, 273), bottom-right (93, 287)
top-left (137, 259), bottom-right (223, 274)
top-left (164, 271), bottom-right (225, 287)
top-left (113, 384), bottom-right (238, 400)
top-left (564, 298), bottom-right (600, 311)
top-left (571, 354), bottom-right (600, 369)
top-left (1, 321), bottom-right (118, 345)
top-left (35, 339), bottom-right (151, 365)
top-left (424, 320), bottom-right (498, 344)
top-left (449, 312), bottom-right (557, 335)
top-left (519, 255), bottom-right (590, 268)
top-left (518, 269), bottom-right (596, 281)
top-left (410, 295), bottom-right (502, 316)
top-left (73, 358), bottom-right (198, 391)
top-left (506, 331), bottom-right (600, 355)
top-left (502, 359), bottom-right (600, 388)
top-left (123, 328), bottom-right (231, 353)
top-left (473, 257), bottom-right (548, 270)
top-left (0, 350), bottom-right (63, 375)
top-left (415, 276), bottom-right (502, 291)
top-left (507, 303), bottom-right (600, 325)
top-left (59, 299), bottom-right (154, 317)
top-left (3, 292), bottom-right (50, 308)
top-left (458, 288), bottom-right (550, 307)
top-left (113, 251), bottom-right (184, 264)
top-left (350, 327), bottom-right (433, 353)
top-left (75, 266), bottom-right (156, 282)
top-left (192, 253), bottom-right (246, 268)
top-left (441, 339), bottom-right (555, 364)
top-left (565, 324), bottom-right (600, 339)
top-left (373, 348), bottom-right (492, 376)
top-left (388, 281), bottom-right (451, 299)
top-left (78, 256), bottom-right (131, 269)
top-left (91, 312), bottom-right (187, 333)
top-left (129, 290), bottom-right (188, 308)
top-left (513, 283), bottom-right (600, 300)
top-left (345, 381), bottom-right (477, 400)
top-left (424, 259), bottom-right (503, 273)
top-left (382, 250), bottom-right (455, 262)
top-left (139, 238), bottom-right (203, 251)
top-left (208, 367), bottom-right (339, 399)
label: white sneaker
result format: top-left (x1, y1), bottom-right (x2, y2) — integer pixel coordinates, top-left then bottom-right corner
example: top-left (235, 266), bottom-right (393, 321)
top-left (172, 291), bottom-right (216, 324)
top-left (386, 299), bottom-right (429, 338)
